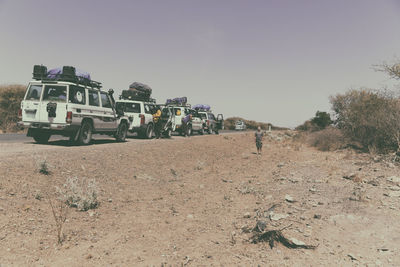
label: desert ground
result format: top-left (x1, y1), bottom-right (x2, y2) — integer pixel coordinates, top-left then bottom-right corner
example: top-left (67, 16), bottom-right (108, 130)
top-left (0, 131), bottom-right (400, 266)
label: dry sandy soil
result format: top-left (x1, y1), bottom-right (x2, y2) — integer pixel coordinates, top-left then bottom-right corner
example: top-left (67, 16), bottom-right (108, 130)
top-left (0, 131), bottom-right (400, 266)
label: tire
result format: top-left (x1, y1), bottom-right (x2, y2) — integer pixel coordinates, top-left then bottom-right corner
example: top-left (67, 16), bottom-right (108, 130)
top-left (145, 124), bottom-right (153, 139)
top-left (199, 128), bottom-right (204, 135)
top-left (115, 122), bottom-right (128, 142)
top-left (77, 120), bottom-right (93, 145)
top-left (163, 128), bottom-right (172, 138)
top-left (186, 125), bottom-right (192, 137)
top-left (33, 132), bottom-right (51, 144)
top-left (208, 127), bottom-right (213, 135)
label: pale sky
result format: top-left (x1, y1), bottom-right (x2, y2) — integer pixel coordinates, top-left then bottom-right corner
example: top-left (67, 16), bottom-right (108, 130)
top-left (1, 0), bottom-right (400, 127)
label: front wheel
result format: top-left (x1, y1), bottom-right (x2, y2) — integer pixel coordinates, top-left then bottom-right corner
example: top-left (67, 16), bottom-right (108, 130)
top-left (115, 122), bottom-right (128, 142)
top-left (33, 132), bottom-right (51, 144)
top-left (77, 121), bottom-right (93, 145)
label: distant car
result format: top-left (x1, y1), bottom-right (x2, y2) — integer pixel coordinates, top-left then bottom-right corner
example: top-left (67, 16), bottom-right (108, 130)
top-left (18, 65), bottom-right (130, 145)
top-left (235, 120), bottom-right (246, 131)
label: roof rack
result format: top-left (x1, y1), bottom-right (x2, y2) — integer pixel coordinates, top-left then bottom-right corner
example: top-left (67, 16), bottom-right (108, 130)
top-left (32, 65), bottom-right (102, 89)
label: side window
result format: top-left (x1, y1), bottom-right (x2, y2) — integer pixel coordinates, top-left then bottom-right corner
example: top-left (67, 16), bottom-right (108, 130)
top-left (209, 113), bottom-right (215, 120)
top-left (25, 84), bottom-right (42, 100)
top-left (100, 92), bottom-right (112, 108)
top-left (69, 85), bottom-right (86, 104)
top-left (144, 104), bottom-right (152, 114)
top-left (42, 85), bottom-right (67, 102)
top-left (88, 90), bottom-right (100, 106)
top-left (125, 102), bottom-right (141, 113)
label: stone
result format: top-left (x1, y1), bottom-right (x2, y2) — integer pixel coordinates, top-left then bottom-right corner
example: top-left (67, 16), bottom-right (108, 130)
top-left (387, 176), bottom-right (400, 184)
top-left (269, 212), bottom-right (288, 221)
top-left (289, 237), bottom-right (306, 246)
top-left (253, 220), bottom-right (267, 232)
top-left (243, 212), bottom-right (251, 218)
top-left (285, 195), bottom-right (294, 203)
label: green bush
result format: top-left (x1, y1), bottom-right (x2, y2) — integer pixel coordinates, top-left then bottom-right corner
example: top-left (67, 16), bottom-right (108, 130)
top-left (0, 84), bottom-right (26, 133)
top-left (296, 111), bottom-right (332, 132)
top-left (330, 89), bottom-right (400, 153)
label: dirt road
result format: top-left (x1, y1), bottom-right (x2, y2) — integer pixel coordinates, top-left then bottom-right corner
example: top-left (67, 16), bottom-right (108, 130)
top-left (0, 131), bottom-right (399, 266)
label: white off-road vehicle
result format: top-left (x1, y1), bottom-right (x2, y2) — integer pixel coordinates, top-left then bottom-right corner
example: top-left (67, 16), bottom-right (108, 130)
top-left (235, 120), bottom-right (247, 131)
top-left (115, 99), bottom-right (157, 139)
top-left (18, 65), bottom-right (130, 145)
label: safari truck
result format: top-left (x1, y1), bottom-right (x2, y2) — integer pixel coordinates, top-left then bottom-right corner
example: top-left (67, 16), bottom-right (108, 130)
top-left (165, 97), bottom-right (192, 135)
top-left (18, 65), bottom-right (129, 145)
top-left (115, 82), bottom-right (157, 139)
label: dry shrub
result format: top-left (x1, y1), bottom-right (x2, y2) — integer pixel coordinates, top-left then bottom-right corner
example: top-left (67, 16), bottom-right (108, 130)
top-left (57, 176), bottom-right (99, 211)
top-left (330, 89), bottom-right (400, 153)
top-left (308, 127), bottom-right (345, 151)
top-left (0, 84), bottom-right (26, 133)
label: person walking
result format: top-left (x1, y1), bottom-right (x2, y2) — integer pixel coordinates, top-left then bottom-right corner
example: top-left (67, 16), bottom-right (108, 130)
top-left (255, 126), bottom-right (264, 155)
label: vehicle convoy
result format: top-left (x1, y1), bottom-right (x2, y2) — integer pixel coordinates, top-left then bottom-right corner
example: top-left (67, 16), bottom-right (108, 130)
top-left (18, 65), bottom-right (129, 145)
top-left (116, 83), bottom-right (158, 139)
top-left (192, 104), bottom-right (224, 134)
top-left (235, 120), bottom-right (246, 131)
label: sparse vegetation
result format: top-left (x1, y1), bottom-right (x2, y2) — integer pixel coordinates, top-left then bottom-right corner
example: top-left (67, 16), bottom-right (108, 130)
top-left (48, 194), bottom-right (69, 244)
top-left (58, 176), bottom-right (99, 211)
top-left (0, 84), bottom-right (25, 133)
top-left (37, 160), bottom-right (50, 175)
top-left (307, 127), bottom-right (345, 151)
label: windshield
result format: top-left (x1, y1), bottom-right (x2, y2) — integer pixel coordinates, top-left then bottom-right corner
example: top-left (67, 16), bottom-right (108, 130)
top-left (25, 84), bottom-right (42, 100)
top-left (199, 113), bottom-right (207, 119)
top-left (42, 85), bottom-right (67, 102)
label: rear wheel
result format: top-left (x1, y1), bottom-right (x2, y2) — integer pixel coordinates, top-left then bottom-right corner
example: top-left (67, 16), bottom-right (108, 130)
top-left (33, 132), bottom-right (51, 144)
top-left (145, 124), bottom-right (153, 139)
top-left (77, 120), bottom-right (93, 145)
top-left (115, 122), bottom-right (128, 142)
top-left (186, 125), bottom-right (192, 137)
top-left (163, 128), bottom-right (172, 138)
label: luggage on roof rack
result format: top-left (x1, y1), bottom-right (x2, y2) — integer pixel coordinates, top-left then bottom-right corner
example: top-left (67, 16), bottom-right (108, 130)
top-left (32, 65), bottom-right (102, 89)
top-left (193, 104), bottom-right (211, 111)
top-left (129, 82), bottom-right (152, 94)
top-left (166, 97), bottom-right (188, 106)
top-left (121, 89), bottom-right (155, 103)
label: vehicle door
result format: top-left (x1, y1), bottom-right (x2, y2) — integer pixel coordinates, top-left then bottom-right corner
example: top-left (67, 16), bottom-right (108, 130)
top-left (217, 114), bottom-right (224, 130)
top-left (190, 110), bottom-right (202, 131)
top-left (21, 83), bottom-right (43, 122)
top-left (100, 92), bottom-right (117, 130)
top-left (39, 84), bottom-right (68, 124)
top-left (144, 104), bottom-right (154, 124)
top-left (68, 85), bottom-right (87, 126)
top-left (174, 107), bottom-right (183, 128)
top-left (88, 89), bottom-right (104, 130)
top-left (124, 101), bottom-right (142, 129)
